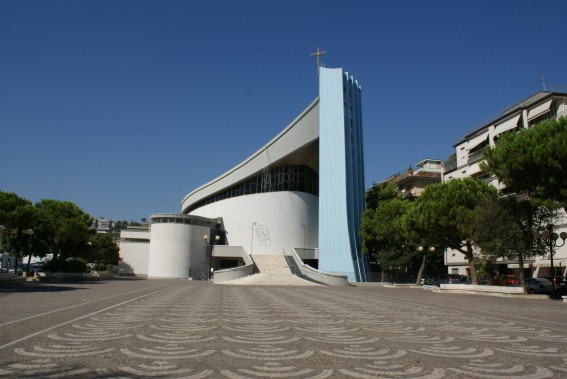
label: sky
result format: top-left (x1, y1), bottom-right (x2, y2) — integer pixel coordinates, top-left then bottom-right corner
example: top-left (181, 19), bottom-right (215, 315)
top-left (2, 0), bottom-right (566, 222)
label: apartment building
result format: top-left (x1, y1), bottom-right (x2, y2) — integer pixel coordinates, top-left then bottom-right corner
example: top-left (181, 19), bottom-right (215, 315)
top-left (443, 91), bottom-right (567, 277)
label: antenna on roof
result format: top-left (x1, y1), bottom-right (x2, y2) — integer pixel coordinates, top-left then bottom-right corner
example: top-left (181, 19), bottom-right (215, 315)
top-left (310, 47), bottom-right (327, 76)
top-left (539, 74), bottom-right (546, 91)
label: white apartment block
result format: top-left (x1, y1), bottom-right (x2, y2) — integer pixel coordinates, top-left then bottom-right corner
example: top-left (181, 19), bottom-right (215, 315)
top-left (443, 91), bottom-right (567, 278)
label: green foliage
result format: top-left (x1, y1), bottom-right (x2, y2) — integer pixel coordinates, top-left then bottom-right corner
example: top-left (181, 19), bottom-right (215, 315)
top-left (483, 116), bottom-right (567, 208)
top-left (406, 178), bottom-right (498, 250)
top-left (88, 233), bottom-right (120, 265)
top-left (473, 195), bottom-right (553, 261)
top-left (443, 153), bottom-right (456, 169)
top-left (365, 182), bottom-right (398, 210)
top-left (405, 178), bottom-right (498, 284)
top-left (32, 199), bottom-right (94, 262)
top-left (44, 257), bottom-right (87, 273)
top-left (0, 191), bottom-right (35, 228)
top-left (473, 194), bottom-right (556, 285)
top-left (361, 187), bottom-right (422, 272)
top-left (0, 192), bottom-right (37, 271)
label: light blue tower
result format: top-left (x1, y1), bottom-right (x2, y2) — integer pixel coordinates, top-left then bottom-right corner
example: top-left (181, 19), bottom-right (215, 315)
top-left (318, 67), bottom-right (368, 282)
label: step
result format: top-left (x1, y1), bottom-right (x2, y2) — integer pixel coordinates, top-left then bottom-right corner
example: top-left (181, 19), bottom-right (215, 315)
top-left (217, 254), bottom-right (320, 286)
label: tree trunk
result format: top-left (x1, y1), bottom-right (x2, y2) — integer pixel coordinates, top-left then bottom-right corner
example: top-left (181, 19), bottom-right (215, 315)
top-left (415, 253), bottom-right (427, 285)
top-left (518, 253), bottom-right (527, 294)
top-left (465, 241), bottom-right (478, 285)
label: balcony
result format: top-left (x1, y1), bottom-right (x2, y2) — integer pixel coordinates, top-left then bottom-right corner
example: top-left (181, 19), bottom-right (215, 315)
top-left (467, 149), bottom-right (484, 164)
top-left (390, 170), bottom-right (442, 186)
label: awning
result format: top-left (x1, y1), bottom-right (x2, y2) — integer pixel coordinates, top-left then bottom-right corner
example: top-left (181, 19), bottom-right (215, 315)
top-left (467, 131), bottom-right (489, 152)
top-left (533, 261), bottom-right (552, 268)
top-left (494, 114), bottom-right (521, 135)
top-left (527, 99), bottom-right (552, 120)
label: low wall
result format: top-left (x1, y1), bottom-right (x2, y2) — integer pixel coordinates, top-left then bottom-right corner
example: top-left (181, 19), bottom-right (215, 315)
top-left (213, 246), bottom-right (254, 283)
top-left (434, 284), bottom-right (548, 298)
top-left (289, 249), bottom-right (350, 286)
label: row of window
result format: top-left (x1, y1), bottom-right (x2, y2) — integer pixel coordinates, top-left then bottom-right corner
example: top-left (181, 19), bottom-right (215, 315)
top-left (121, 238), bottom-right (150, 243)
top-left (186, 165), bottom-right (319, 213)
top-left (151, 216), bottom-right (218, 228)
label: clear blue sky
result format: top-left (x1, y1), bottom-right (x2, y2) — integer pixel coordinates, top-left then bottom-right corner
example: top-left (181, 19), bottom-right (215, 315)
top-left (2, 0), bottom-right (566, 221)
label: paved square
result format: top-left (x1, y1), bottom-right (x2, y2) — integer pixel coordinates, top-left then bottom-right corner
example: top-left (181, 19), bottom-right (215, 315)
top-left (1, 280), bottom-right (567, 378)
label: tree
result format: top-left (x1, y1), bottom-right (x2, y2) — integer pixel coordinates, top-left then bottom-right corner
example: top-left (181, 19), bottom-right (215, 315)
top-left (361, 182), bottom-right (422, 281)
top-left (88, 233), bottom-right (120, 267)
top-left (32, 199), bottom-right (94, 265)
top-left (365, 181), bottom-right (398, 209)
top-left (483, 117), bottom-right (567, 209)
top-left (473, 195), bottom-right (556, 289)
top-left (405, 178), bottom-right (498, 285)
top-left (0, 191), bottom-right (36, 274)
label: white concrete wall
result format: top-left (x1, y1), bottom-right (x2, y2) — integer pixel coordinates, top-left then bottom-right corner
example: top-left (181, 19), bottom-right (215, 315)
top-left (147, 222), bottom-right (210, 278)
top-left (119, 242), bottom-right (150, 276)
top-left (118, 228), bottom-right (150, 276)
top-left (190, 191), bottom-right (318, 255)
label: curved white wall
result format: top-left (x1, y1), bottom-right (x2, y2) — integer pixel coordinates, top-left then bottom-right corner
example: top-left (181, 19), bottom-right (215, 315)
top-left (190, 191), bottom-right (318, 255)
top-left (148, 223), bottom-right (204, 278)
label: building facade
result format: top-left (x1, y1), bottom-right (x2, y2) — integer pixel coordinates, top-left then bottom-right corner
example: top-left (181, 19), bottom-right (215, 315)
top-left (386, 159), bottom-right (443, 199)
top-left (443, 91), bottom-right (567, 277)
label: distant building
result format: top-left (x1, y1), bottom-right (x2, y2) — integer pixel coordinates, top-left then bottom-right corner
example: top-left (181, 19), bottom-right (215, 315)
top-left (388, 159), bottom-right (443, 198)
top-left (93, 218), bottom-right (114, 232)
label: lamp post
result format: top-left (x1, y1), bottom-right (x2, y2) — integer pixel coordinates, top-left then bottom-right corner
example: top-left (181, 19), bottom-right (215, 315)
top-left (204, 234), bottom-right (220, 281)
top-left (416, 245), bottom-right (435, 286)
top-left (535, 224), bottom-right (567, 299)
top-left (301, 224), bottom-right (305, 248)
top-left (250, 222), bottom-right (257, 255)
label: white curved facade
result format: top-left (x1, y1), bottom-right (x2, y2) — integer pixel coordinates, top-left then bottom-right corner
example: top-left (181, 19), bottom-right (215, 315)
top-left (147, 214), bottom-right (221, 279)
top-left (190, 191), bottom-right (318, 255)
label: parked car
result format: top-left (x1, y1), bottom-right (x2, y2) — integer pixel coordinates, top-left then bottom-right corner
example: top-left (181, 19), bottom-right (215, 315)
top-left (525, 277), bottom-right (553, 294)
top-left (542, 276), bottom-right (567, 288)
top-left (420, 275), bottom-right (435, 286)
top-left (436, 274), bottom-right (467, 286)
top-left (498, 275), bottom-right (520, 286)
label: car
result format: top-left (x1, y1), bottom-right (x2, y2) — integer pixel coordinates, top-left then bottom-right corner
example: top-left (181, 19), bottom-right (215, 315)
top-left (542, 276), bottom-right (567, 288)
top-left (420, 275), bottom-right (436, 286)
top-left (525, 277), bottom-right (553, 294)
top-left (436, 274), bottom-right (467, 286)
top-left (498, 275), bottom-right (520, 286)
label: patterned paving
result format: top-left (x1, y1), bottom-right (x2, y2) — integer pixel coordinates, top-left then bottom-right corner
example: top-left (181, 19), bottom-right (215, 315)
top-left (2, 283), bottom-right (567, 378)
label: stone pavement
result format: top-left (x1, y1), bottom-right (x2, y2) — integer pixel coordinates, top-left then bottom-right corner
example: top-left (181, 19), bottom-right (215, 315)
top-left (1, 280), bottom-right (567, 378)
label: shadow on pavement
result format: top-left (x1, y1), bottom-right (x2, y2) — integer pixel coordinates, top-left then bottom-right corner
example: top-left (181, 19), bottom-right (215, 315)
top-left (0, 282), bottom-right (92, 293)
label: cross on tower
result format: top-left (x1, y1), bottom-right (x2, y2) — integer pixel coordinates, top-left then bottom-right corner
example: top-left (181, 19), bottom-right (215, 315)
top-left (310, 47), bottom-right (327, 75)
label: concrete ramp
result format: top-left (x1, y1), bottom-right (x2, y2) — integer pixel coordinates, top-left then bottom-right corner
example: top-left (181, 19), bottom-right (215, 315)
top-left (217, 254), bottom-right (320, 286)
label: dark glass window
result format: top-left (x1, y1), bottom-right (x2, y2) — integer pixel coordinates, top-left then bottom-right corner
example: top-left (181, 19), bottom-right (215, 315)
top-left (185, 165), bottom-right (319, 213)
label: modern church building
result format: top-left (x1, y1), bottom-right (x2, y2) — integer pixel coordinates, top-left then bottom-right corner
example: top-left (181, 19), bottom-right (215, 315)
top-left (119, 67), bottom-right (369, 283)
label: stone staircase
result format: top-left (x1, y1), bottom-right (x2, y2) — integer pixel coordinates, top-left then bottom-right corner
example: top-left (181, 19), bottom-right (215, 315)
top-left (217, 254), bottom-right (320, 286)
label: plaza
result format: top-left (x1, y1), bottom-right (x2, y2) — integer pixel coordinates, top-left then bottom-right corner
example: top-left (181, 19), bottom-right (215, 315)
top-left (1, 279), bottom-right (567, 378)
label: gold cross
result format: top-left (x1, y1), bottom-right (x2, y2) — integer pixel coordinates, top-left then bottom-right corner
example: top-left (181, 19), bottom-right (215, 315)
top-left (310, 47), bottom-right (327, 75)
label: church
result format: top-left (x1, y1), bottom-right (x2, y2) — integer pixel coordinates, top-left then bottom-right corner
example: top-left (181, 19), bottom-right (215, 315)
top-left (119, 67), bottom-right (369, 283)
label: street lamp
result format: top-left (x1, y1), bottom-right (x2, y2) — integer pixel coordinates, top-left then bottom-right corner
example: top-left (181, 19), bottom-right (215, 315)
top-left (250, 222), bottom-right (257, 255)
top-left (534, 224), bottom-right (567, 299)
top-left (416, 245), bottom-right (435, 286)
top-left (204, 234), bottom-right (220, 281)
top-left (301, 224), bottom-right (305, 248)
